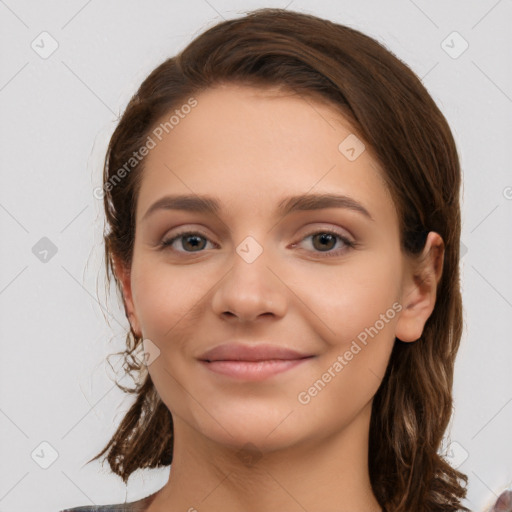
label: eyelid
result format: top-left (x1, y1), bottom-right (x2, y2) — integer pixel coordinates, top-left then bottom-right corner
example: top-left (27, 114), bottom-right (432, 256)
top-left (296, 223), bottom-right (354, 242)
top-left (160, 222), bottom-right (354, 243)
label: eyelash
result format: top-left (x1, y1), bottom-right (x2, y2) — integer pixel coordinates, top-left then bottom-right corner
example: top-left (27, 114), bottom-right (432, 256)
top-left (159, 228), bottom-right (356, 258)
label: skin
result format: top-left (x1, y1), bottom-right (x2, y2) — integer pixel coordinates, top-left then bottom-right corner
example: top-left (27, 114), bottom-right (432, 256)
top-left (113, 83), bottom-right (445, 512)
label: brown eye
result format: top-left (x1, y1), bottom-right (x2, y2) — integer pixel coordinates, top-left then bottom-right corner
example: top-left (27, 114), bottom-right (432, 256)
top-left (160, 231), bottom-right (214, 253)
top-left (311, 233), bottom-right (337, 252)
top-left (294, 229), bottom-right (356, 258)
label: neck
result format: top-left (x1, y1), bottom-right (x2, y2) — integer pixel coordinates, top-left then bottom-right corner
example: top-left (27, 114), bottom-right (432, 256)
top-left (146, 401), bottom-right (382, 512)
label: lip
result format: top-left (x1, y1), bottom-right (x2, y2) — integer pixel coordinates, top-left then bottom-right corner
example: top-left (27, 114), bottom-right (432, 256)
top-left (200, 359), bottom-right (313, 381)
top-left (198, 343), bottom-right (315, 381)
top-left (198, 343), bottom-right (314, 362)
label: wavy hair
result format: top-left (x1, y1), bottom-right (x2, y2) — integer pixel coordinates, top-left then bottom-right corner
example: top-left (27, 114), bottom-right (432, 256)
top-left (88, 8), bottom-right (469, 511)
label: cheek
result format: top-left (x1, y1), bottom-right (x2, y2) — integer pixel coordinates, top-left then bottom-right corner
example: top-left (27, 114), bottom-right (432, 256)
top-left (292, 260), bottom-right (401, 426)
top-left (130, 261), bottom-right (209, 339)
top-left (292, 251), bottom-right (402, 345)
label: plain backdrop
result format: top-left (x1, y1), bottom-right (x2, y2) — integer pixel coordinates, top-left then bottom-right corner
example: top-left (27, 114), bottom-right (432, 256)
top-left (1, 1), bottom-right (511, 511)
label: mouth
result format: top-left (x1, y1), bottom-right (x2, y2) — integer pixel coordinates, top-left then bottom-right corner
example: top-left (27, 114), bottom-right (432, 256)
top-left (199, 342), bottom-right (314, 363)
top-left (199, 357), bottom-right (315, 381)
top-left (198, 343), bottom-right (316, 381)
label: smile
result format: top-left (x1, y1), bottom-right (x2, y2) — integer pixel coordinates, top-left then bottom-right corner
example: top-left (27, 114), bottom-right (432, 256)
top-left (200, 357), bottom-right (315, 381)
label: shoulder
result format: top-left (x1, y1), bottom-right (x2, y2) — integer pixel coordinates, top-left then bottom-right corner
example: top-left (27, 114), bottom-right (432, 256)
top-left (59, 490), bottom-right (159, 512)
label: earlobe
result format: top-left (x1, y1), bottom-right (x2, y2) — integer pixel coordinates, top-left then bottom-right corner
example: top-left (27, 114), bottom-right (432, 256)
top-left (395, 232), bottom-right (445, 343)
top-left (112, 255), bottom-right (142, 338)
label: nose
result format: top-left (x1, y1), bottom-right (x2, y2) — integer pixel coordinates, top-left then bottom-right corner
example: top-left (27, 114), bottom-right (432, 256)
top-left (210, 242), bottom-right (288, 323)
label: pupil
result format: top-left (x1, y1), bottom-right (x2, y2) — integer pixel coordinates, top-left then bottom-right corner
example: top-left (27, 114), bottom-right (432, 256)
top-left (184, 235), bottom-right (205, 251)
top-left (314, 233), bottom-right (335, 251)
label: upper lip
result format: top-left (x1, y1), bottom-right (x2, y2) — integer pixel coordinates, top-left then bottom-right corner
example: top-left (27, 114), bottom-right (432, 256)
top-left (199, 343), bottom-right (315, 362)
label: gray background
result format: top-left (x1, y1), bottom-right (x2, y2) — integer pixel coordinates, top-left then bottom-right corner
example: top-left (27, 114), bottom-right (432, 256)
top-left (1, 1), bottom-right (511, 511)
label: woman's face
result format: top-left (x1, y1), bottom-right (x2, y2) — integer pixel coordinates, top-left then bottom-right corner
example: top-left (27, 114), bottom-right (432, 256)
top-left (116, 83), bottom-right (433, 454)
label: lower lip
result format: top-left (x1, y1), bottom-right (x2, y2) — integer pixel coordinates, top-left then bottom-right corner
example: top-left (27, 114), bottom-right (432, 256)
top-left (200, 357), bottom-right (314, 381)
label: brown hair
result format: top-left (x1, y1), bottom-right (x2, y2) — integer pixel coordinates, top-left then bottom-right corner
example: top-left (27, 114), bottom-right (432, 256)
top-left (88, 8), bottom-right (468, 511)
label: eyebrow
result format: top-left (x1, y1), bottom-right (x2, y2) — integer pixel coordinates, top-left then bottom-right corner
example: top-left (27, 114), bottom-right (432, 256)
top-left (141, 193), bottom-right (374, 222)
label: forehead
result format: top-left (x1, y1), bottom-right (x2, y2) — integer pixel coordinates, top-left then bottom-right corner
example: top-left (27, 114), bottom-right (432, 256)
top-left (136, 83), bottom-right (397, 226)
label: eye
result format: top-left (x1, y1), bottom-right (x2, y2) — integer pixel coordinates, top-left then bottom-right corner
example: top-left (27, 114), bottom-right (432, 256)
top-left (159, 230), bottom-right (216, 254)
top-left (292, 229), bottom-right (356, 258)
top-left (158, 228), bottom-right (356, 258)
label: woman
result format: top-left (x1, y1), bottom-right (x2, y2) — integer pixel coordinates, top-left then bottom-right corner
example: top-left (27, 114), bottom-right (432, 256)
top-left (60, 7), bottom-right (507, 512)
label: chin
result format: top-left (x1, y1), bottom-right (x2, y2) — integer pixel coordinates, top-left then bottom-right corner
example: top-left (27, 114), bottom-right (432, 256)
top-left (198, 413), bottom-right (305, 454)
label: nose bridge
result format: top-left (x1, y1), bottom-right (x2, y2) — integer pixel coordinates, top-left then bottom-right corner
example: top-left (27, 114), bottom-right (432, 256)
top-left (211, 233), bottom-right (286, 321)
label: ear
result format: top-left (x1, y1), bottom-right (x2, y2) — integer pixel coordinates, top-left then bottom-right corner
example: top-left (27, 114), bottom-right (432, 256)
top-left (111, 254), bottom-right (142, 339)
top-left (395, 232), bottom-right (445, 343)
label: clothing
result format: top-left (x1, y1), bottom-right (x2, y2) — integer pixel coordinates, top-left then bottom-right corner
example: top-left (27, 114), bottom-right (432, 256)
top-left (60, 487), bottom-right (512, 511)
top-left (59, 490), bottom-right (159, 512)
top-left (492, 490), bottom-right (512, 512)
